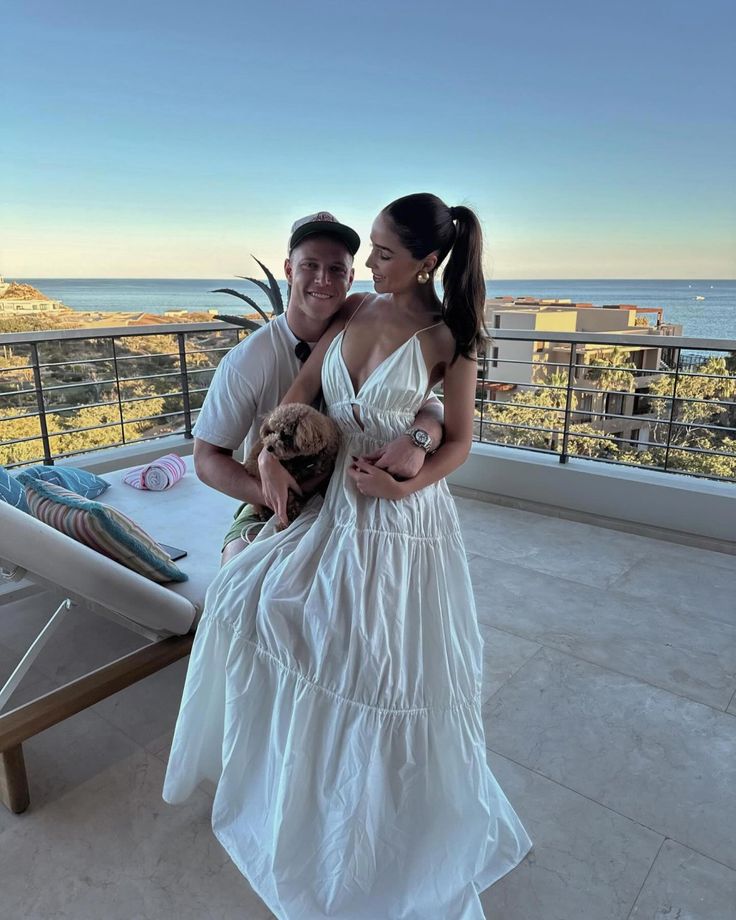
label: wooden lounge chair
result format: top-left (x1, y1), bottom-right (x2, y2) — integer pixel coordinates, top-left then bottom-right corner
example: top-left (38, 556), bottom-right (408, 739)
top-left (0, 455), bottom-right (235, 814)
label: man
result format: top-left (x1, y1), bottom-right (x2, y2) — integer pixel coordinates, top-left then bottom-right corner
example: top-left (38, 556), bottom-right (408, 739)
top-left (193, 212), bottom-right (443, 563)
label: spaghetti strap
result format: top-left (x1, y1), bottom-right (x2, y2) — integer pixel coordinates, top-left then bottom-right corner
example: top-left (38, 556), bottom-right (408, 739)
top-left (415, 319), bottom-right (446, 336)
top-left (343, 293), bottom-right (371, 332)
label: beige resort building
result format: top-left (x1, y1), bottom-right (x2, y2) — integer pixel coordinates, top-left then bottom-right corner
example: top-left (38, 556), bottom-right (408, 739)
top-left (483, 298), bottom-right (684, 450)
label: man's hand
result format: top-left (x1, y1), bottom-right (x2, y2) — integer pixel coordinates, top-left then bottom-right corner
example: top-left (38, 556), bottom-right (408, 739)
top-left (348, 457), bottom-right (406, 500)
top-left (360, 435), bottom-right (427, 480)
top-left (258, 448), bottom-right (302, 527)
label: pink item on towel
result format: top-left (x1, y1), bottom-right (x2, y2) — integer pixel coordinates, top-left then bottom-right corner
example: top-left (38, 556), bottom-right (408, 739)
top-left (123, 454), bottom-right (187, 491)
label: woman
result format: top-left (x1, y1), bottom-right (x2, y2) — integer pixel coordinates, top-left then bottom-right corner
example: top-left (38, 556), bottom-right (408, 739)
top-left (163, 193), bottom-right (532, 919)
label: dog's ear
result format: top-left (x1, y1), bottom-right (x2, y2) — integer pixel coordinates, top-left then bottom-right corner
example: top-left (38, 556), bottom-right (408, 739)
top-left (290, 411), bottom-right (319, 453)
top-left (293, 414), bottom-right (322, 454)
top-left (295, 411), bottom-right (340, 454)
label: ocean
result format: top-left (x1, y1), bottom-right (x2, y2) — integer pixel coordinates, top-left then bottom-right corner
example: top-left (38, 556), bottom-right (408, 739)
top-left (20, 278), bottom-right (736, 342)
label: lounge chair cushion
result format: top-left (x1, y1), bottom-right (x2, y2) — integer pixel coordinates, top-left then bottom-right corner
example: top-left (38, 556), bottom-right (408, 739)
top-left (17, 465), bottom-right (110, 501)
top-left (0, 467), bottom-right (26, 511)
top-left (1, 464), bottom-right (110, 514)
top-left (23, 479), bottom-right (188, 584)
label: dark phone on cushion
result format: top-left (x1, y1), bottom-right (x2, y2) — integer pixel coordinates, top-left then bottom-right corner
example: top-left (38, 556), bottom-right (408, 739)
top-left (158, 543), bottom-right (188, 561)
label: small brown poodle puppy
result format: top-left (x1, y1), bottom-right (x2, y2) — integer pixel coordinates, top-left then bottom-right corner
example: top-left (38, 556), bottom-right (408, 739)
top-left (244, 403), bottom-right (341, 527)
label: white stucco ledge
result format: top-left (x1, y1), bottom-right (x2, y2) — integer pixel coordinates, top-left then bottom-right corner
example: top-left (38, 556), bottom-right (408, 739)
top-left (57, 433), bottom-right (734, 553)
top-left (447, 441), bottom-right (736, 551)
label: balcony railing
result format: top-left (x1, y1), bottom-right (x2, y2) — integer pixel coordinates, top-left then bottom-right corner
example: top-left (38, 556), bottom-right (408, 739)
top-left (477, 329), bottom-right (736, 483)
top-left (1, 323), bottom-right (735, 485)
top-left (0, 322), bottom-right (243, 469)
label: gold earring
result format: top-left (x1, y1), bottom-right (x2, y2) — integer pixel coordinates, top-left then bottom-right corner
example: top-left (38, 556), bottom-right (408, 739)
top-left (417, 271), bottom-right (430, 284)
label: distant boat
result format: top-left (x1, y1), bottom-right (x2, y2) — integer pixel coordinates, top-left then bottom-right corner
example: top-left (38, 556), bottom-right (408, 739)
top-left (695, 295), bottom-right (705, 301)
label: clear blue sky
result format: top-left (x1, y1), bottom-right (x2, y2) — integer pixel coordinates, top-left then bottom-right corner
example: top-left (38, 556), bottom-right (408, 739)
top-left (2, 0), bottom-right (735, 279)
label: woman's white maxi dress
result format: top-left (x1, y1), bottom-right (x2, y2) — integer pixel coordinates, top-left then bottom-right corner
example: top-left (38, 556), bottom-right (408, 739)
top-left (163, 324), bottom-right (532, 920)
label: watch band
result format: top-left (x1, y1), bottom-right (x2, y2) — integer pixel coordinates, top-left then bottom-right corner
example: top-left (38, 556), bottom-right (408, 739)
top-left (405, 427), bottom-right (433, 452)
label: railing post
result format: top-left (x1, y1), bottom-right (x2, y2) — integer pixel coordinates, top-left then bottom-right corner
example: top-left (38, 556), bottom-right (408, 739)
top-left (110, 338), bottom-right (127, 445)
top-left (29, 342), bottom-right (53, 465)
top-left (559, 343), bottom-right (577, 463)
top-left (662, 347), bottom-right (682, 472)
top-left (177, 333), bottom-right (193, 438)
top-left (477, 346), bottom-right (487, 442)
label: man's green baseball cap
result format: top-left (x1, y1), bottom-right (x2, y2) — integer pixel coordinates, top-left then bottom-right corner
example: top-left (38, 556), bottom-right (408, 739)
top-left (288, 211), bottom-right (360, 256)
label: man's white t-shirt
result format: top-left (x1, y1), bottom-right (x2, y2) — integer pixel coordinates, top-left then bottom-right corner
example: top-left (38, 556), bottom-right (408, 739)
top-left (193, 314), bottom-right (313, 456)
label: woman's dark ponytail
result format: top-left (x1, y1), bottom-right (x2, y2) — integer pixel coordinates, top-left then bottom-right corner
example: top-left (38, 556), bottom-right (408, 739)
top-left (441, 205), bottom-right (485, 359)
top-left (382, 193), bottom-right (486, 360)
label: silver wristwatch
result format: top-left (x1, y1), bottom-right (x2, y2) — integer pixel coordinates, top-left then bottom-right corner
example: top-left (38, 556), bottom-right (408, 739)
top-left (405, 427), bottom-right (433, 452)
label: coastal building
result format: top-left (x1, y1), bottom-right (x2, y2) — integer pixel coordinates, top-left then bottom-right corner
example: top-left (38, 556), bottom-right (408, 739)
top-left (0, 278), bottom-right (67, 314)
top-left (483, 299), bottom-right (684, 449)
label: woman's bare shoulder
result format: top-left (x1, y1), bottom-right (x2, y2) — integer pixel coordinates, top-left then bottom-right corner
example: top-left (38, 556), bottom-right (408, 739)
top-left (425, 320), bottom-right (457, 358)
top-left (334, 292), bottom-right (380, 326)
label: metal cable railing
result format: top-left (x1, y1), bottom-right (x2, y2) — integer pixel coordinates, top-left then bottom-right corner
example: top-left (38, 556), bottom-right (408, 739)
top-left (1, 322), bottom-right (735, 483)
top-left (0, 322), bottom-right (243, 468)
top-left (476, 329), bottom-right (736, 483)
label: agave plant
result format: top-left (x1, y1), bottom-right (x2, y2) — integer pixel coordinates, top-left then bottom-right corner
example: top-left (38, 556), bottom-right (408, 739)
top-left (212, 256), bottom-right (285, 331)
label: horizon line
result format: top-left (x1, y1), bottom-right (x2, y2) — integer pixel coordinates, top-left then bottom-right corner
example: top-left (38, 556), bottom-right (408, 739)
top-left (9, 276), bottom-right (736, 283)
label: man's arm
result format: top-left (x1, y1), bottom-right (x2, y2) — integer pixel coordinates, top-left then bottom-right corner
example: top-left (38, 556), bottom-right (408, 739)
top-left (191, 339), bottom-right (282, 504)
top-left (360, 394), bottom-right (445, 479)
top-left (413, 396), bottom-right (444, 444)
top-left (193, 439), bottom-right (266, 505)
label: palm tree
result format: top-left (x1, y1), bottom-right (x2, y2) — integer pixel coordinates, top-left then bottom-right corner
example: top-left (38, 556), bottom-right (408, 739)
top-left (584, 346), bottom-right (637, 394)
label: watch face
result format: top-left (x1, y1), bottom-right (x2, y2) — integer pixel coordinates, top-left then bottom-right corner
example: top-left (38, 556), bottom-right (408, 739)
top-left (413, 429), bottom-right (431, 447)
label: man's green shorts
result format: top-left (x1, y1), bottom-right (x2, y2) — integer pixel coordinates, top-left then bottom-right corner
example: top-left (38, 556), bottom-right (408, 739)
top-left (222, 502), bottom-right (266, 552)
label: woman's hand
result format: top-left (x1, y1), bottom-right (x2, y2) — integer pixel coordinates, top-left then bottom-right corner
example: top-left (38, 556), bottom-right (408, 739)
top-left (347, 456), bottom-right (406, 500)
top-left (360, 437), bottom-right (426, 480)
top-left (258, 448), bottom-right (302, 526)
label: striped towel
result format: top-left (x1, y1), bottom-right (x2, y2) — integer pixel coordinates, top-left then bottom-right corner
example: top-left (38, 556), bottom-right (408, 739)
top-left (123, 454), bottom-right (187, 491)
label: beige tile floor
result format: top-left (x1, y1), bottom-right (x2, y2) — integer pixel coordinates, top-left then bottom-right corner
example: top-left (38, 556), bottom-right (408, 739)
top-left (1, 497), bottom-right (734, 920)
